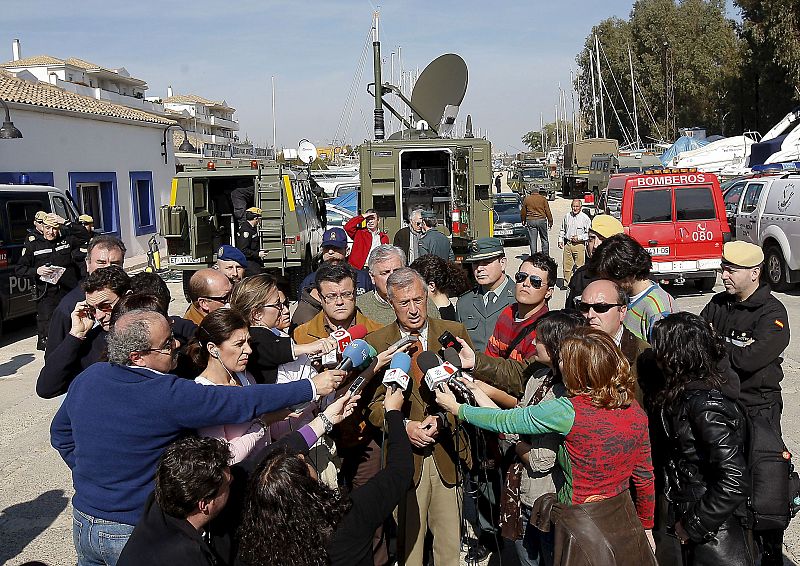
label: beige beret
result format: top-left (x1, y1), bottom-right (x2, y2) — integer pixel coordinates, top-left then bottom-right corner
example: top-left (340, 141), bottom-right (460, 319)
top-left (722, 241), bottom-right (764, 268)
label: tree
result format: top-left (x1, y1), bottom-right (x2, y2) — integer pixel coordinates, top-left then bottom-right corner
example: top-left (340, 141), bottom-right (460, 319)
top-left (522, 122), bottom-right (575, 151)
top-left (522, 131), bottom-right (543, 151)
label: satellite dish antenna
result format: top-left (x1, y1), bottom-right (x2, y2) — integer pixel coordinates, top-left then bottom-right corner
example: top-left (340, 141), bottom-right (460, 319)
top-left (410, 54), bottom-right (468, 132)
top-left (297, 139), bottom-right (318, 164)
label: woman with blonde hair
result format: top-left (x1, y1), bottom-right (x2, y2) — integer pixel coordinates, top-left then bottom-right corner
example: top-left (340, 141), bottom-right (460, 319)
top-left (230, 273), bottom-right (334, 384)
top-left (436, 327), bottom-right (656, 565)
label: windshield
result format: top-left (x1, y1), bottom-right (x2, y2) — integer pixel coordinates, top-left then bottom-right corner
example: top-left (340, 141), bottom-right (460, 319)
top-left (522, 169), bottom-right (548, 180)
top-left (493, 201), bottom-right (520, 214)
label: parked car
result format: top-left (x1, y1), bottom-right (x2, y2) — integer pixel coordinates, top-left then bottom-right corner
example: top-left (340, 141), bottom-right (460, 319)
top-left (598, 170), bottom-right (730, 290)
top-left (491, 194), bottom-right (526, 242)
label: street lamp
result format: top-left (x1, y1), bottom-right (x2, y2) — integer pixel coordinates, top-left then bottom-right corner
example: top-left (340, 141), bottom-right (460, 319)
top-left (0, 99), bottom-right (23, 139)
top-left (161, 123), bottom-right (196, 163)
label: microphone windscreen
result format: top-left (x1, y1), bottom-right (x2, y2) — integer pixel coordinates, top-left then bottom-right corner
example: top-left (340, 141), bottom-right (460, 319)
top-left (348, 324), bottom-right (368, 340)
top-left (417, 351), bottom-right (441, 375)
top-left (390, 351), bottom-right (412, 373)
top-left (342, 339), bottom-right (371, 367)
top-left (442, 347), bottom-right (462, 369)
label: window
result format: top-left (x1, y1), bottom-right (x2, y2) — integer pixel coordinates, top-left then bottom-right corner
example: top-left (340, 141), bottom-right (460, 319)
top-left (632, 189), bottom-right (672, 223)
top-left (130, 171), bottom-right (156, 235)
top-left (69, 172), bottom-right (119, 236)
top-left (740, 183), bottom-right (764, 214)
top-left (675, 187), bottom-right (716, 220)
top-left (724, 182), bottom-right (745, 213)
top-left (7, 200), bottom-right (45, 243)
top-left (52, 196), bottom-right (75, 221)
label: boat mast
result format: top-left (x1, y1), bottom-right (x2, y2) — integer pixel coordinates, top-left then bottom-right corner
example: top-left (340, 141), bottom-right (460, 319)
top-left (628, 43), bottom-right (640, 149)
top-left (271, 75), bottom-right (277, 153)
top-left (589, 50), bottom-right (599, 138)
top-left (595, 34), bottom-right (606, 138)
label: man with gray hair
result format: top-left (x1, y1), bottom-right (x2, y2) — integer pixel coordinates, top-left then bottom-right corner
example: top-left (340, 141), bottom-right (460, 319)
top-left (393, 207), bottom-right (425, 263)
top-left (365, 267), bottom-right (473, 566)
top-left (51, 310), bottom-right (342, 566)
top-left (356, 244), bottom-right (441, 325)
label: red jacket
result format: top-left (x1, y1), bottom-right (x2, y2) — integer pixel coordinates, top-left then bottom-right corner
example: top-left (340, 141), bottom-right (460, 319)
top-left (344, 214), bottom-right (389, 269)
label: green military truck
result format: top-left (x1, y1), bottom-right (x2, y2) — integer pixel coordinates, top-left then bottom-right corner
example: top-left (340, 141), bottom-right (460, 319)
top-left (359, 137), bottom-right (493, 260)
top-left (588, 153), bottom-right (663, 207)
top-left (561, 138), bottom-right (619, 199)
top-left (508, 165), bottom-right (556, 200)
top-left (159, 160), bottom-right (324, 297)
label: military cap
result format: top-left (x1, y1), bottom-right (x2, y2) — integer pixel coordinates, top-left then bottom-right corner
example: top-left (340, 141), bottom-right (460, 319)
top-left (322, 227), bottom-right (348, 249)
top-left (722, 241), bottom-right (764, 268)
top-left (464, 237), bottom-right (505, 263)
top-left (42, 213), bottom-right (63, 228)
top-left (217, 244), bottom-right (247, 268)
top-left (78, 214), bottom-right (94, 224)
top-left (589, 214), bottom-right (624, 240)
top-left (421, 209), bottom-right (437, 220)
top-left (34, 211), bottom-right (48, 223)
top-left (245, 206), bottom-right (262, 220)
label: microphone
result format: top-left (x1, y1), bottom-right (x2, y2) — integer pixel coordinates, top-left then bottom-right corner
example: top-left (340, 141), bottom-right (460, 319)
top-left (337, 339), bottom-right (373, 372)
top-left (440, 347), bottom-right (476, 403)
top-left (442, 347), bottom-right (474, 382)
top-left (322, 324), bottom-right (369, 365)
top-left (382, 352), bottom-right (412, 393)
top-left (418, 351), bottom-right (458, 392)
top-left (438, 330), bottom-right (462, 352)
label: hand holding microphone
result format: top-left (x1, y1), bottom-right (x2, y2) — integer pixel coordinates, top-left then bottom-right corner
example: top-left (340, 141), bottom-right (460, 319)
top-left (382, 352), bottom-right (412, 394)
top-left (316, 324), bottom-right (368, 365)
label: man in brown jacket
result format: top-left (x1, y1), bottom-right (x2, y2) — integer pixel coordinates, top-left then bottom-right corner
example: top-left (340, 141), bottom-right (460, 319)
top-left (520, 187), bottom-right (553, 257)
top-left (366, 267), bottom-right (472, 566)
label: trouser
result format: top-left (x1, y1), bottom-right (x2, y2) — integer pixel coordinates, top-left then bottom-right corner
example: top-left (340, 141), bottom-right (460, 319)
top-left (562, 241), bottom-right (586, 284)
top-left (397, 456), bottom-right (460, 566)
top-left (526, 219), bottom-right (549, 257)
top-left (37, 285), bottom-right (67, 343)
top-left (340, 438), bottom-right (389, 566)
top-left (72, 508), bottom-right (135, 566)
top-left (514, 504), bottom-right (555, 566)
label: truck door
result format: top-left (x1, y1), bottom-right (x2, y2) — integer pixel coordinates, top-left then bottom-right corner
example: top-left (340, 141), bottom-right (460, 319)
top-left (735, 181), bottom-right (765, 244)
top-left (451, 147), bottom-right (471, 239)
top-left (723, 180), bottom-right (746, 238)
top-left (673, 185), bottom-right (723, 261)
top-left (627, 187), bottom-right (676, 263)
top-left (190, 179), bottom-right (215, 263)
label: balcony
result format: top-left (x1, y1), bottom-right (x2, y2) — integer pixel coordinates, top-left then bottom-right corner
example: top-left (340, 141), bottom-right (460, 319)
top-left (208, 115), bottom-right (239, 130)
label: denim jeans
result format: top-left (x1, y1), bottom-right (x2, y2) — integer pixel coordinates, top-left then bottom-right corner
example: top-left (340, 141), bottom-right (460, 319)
top-left (72, 508), bottom-right (135, 566)
top-left (526, 219), bottom-right (549, 257)
top-left (514, 504), bottom-right (555, 566)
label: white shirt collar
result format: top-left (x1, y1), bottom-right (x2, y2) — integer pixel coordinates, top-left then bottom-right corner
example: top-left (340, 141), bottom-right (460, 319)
top-left (613, 326), bottom-right (624, 346)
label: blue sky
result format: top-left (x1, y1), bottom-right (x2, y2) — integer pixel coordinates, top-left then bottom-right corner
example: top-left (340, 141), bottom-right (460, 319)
top-left (4, 0), bottom-right (740, 154)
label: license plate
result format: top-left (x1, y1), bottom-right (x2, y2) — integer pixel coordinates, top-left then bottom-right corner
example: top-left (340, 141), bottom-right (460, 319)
top-left (494, 229), bottom-right (512, 236)
top-left (645, 246), bottom-right (670, 256)
top-left (168, 255), bottom-right (195, 264)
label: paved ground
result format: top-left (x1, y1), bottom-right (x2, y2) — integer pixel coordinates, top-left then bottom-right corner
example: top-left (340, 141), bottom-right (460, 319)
top-left (1, 195), bottom-right (799, 565)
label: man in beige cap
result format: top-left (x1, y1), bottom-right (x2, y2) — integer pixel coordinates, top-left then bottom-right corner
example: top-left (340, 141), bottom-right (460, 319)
top-left (700, 241), bottom-right (790, 566)
top-left (565, 214), bottom-right (623, 310)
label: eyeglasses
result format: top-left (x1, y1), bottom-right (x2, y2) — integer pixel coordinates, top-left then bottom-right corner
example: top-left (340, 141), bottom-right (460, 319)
top-left (514, 272), bottom-right (544, 288)
top-left (202, 293), bottom-right (231, 304)
top-left (320, 291), bottom-right (355, 304)
top-left (577, 301), bottom-right (624, 314)
top-left (140, 332), bottom-right (176, 354)
top-left (262, 299), bottom-right (290, 311)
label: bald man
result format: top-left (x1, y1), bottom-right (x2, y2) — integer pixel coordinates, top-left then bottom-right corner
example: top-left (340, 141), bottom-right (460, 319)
top-left (184, 268), bottom-right (233, 324)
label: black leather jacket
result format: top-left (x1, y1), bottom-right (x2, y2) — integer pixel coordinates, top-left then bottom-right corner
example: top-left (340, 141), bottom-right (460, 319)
top-left (660, 382), bottom-right (749, 543)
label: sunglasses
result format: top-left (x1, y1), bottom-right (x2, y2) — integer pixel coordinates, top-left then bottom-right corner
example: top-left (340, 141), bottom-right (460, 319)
top-left (202, 293), bottom-right (231, 304)
top-left (514, 272), bottom-right (544, 288)
top-left (577, 301), bottom-right (624, 314)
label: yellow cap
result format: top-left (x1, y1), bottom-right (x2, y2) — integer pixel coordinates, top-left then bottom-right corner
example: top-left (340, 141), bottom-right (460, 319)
top-left (246, 207), bottom-right (262, 215)
top-left (589, 214), bottom-right (624, 239)
top-left (42, 213), bottom-right (62, 228)
top-left (34, 211), bottom-right (48, 222)
top-left (722, 241), bottom-right (764, 268)
top-left (78, 214), bottom-right (94, 224)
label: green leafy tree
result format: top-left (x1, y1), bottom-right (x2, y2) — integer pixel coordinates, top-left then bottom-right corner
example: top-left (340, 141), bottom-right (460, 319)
top-left (522, 131), bottom-right (543, 151)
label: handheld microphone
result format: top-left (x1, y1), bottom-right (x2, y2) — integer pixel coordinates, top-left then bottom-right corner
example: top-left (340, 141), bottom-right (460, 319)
top-left (442, 347), bottom-right (474, 382)
top-left (382, 351), bottom-right (412, 393)
top-left (418, 351), bottom-right (458, 392)
top-left (438, 330), bottom-right (462, 352)
top-left (322, 324), bottom-right (369, 365)
top-left (337, 339), bottom-right (372, 372)
top-left (439, 347), bottom-right (476, 403)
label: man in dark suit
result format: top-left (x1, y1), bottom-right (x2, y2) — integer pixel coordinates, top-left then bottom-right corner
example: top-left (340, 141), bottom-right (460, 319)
top-left (456, 237), bottom-right (515, 353)
top-left (366, 267), bottom-right (472, 566)
top-left (393, 207), bottom-right (424, 264)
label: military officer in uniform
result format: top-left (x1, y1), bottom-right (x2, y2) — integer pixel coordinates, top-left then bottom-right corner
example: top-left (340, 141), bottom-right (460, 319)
top-left (456, 237), bottom-right (515, 353)
top-left (700, 241), bottom-right (791, 566)
top-left (236, 206), bottom-right (266, 277)
top-left (16, 212), bottom-right (80, 350)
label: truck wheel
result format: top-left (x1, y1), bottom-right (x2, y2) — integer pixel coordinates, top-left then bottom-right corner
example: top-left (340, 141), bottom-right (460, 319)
top-left (764, 245), bottom-right (790, 291)
top-left (695, 276), bottom-right (716, 292)
top-left (182, 270), bottom-right (197, 303)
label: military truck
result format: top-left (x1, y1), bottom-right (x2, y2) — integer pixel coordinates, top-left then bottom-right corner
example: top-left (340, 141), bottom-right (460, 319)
top-left (359, 15), bottom-right (493, 260)
top-left (159, 160), bottom-right (324, 297)
top-left (508, 165), bottom-right (556, 200)
top-left (561, 138), bottom-right (619, 198)
top-left (588, 153), bottom-right (664, 207)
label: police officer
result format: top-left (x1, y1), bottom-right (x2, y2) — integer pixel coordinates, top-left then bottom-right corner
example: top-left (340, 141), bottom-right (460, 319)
top-left (16, 212), bottom-right (80, 350)
top-left (236, 206), bottom-right (266, 277)
top-left (700, 241), bottom-right (791, 566)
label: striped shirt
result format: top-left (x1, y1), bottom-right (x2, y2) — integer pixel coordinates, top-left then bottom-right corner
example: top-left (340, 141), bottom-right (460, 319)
top-left (485, 303), bottom-right (548, 361)
top-left (625, 282), bottom-right (677, 341)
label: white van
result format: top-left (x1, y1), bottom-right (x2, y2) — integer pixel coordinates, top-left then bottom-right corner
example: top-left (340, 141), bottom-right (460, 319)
top-left (734, 172), bottom-right (800, 289)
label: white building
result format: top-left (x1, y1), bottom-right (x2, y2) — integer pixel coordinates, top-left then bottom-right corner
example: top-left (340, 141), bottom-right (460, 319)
top-left (161, 91), bottom-right (240, 158)
top-left (0, 69), bottom-right (177, 269)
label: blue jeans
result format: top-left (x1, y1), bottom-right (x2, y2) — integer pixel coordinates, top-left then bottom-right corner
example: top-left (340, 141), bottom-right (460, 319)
top-left (526, 219), bottom-right (549, 257)
top-left (72, 508), bottom-right (135, 566)
top-left (514, 504), bottom-right (555, 566)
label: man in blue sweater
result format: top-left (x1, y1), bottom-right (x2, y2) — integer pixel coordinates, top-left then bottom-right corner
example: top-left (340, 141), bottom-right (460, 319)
top-left (51, 309), bottom-right (343, 566)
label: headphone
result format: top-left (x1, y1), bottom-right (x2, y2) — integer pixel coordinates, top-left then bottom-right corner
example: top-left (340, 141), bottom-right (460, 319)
top-left (210, 347), bottom-right (220, 359)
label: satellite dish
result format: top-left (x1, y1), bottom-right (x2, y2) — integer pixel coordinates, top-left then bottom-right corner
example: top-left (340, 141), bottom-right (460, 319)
top-left (297, 139), bottom-right (318, 164)
top-left (410, 54), bottom-right (468, 131)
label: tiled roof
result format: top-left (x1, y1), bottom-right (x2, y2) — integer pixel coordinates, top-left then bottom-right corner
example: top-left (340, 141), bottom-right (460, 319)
top-left (172, 129), bottom-right (204, 150)
top-left (0, 55), bottom-right (65, 67)
top-left (164, 93), bottom-right (233, 110)
top-left (0, 70), bottom-right (175, 126)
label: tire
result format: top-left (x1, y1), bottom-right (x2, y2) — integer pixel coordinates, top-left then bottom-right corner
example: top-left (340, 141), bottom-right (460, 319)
top-left (695, 276), bottom-right (716, 292)
top-left (764, 245), bottom-right (790, 291)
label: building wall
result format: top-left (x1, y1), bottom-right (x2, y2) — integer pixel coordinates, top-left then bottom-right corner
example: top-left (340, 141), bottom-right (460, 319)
top-left (0, 106), bottom-right (175, 268)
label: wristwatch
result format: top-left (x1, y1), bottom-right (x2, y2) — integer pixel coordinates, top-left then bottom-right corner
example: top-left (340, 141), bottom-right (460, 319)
top-left (319, 413), bottom-right (334, 433)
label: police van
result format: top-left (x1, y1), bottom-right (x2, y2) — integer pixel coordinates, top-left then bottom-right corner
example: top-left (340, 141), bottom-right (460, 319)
top-left (599, 169), bottom-right (730, 290)
top-left (0, 184), bottom-right (79, 333)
